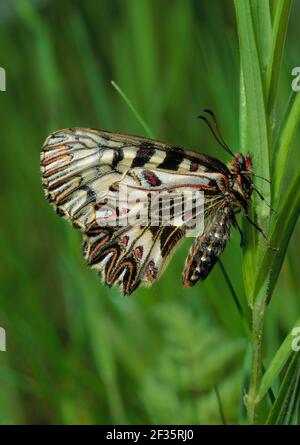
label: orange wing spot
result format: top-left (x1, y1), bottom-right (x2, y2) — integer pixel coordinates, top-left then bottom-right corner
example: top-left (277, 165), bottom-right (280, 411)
top-left (104, 248), bottom-right (120, 282)
top-left (55, 187), bottom-right (75, 205)
top-left (43, 143), bottom-right (69, 152)
top-left (88, 237), bottom-right (110, 264)
top-left (42, 155), bottom-right (72, 177)
top-left (41, 152), bottom-right (72, 167)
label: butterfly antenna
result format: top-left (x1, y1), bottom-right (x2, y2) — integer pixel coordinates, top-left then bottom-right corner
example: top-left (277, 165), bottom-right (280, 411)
top-left (204, 109), bottom-right (235, 157)
top-left (253, 173), bottom-right (272, 184)
top-left (241, 171), bottom-right (272, 184)
top-left (197, 112), bottom-right (234, 158)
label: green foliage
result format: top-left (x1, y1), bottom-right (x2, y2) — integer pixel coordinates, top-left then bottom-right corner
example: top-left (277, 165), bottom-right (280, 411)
top-left (266, 351), bottom-right (300, 425)
top-left (0, 0), bottom-right (299, 425)
top-left (258, 317), bottom-right (300, 402)
top-left (140, 304), bottom-right (245, 424)
top-left (235, 0), bottom-right (300, 423)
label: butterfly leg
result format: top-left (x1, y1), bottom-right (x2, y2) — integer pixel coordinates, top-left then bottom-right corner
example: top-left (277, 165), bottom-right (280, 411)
top-left (245, 215), bottom-right (278, 251)
top-left (232, 216), bottom-right (244, 247)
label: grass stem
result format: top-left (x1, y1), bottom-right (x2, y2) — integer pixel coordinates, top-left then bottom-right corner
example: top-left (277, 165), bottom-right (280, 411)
top-left (246, 300), bottom-right (266, 423)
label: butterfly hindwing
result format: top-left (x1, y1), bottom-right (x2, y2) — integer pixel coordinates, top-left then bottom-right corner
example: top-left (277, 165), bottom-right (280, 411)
top-left (82, 224), bottom-right (185, 294)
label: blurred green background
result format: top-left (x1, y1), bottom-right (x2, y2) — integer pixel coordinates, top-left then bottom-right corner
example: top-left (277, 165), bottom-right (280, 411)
top-left (0, 0), bottom-right (299, 424)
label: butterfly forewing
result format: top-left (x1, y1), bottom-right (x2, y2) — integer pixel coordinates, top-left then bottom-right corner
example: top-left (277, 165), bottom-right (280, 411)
top-left (41, 128), bottom-right (231, 294)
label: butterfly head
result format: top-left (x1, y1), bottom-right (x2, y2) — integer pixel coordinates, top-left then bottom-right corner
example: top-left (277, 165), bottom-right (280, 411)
top-left (228, 152), bottom-right (254, 208)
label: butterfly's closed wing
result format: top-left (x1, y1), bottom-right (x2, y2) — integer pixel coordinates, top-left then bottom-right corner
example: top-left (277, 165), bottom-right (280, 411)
top-left (41, 128), bottom-right (229, 293)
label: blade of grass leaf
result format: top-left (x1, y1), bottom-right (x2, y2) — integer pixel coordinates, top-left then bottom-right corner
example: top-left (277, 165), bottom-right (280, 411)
top-left (257, 317), bottom-right (300, 402)
top-left (111, 80), bottom-right (155, 139)
top-left (266, 0), bottom-right (292, 172)
top-left (273, 91), bottom-right (300, 200)
top-left (266, 351), bottom-right (300, 424)
top-left (266, 0), bottom-right (292, 122)
top-left (239, 67), bottom-right (257, 301)
top-left (235, 0), bottom-right (271, 424)
top-left (214, 386), bottom-right (227, 425)
top-left (235, 0), bottom-right (271, 219)
top-left (235, 0), bottom-right (271, 305)
top-left (272, 90), bottom-right (296, 161)
top-left (255, 168), bottom-right (300, 301)
top-left (250, 0), bottom-right (272, 76)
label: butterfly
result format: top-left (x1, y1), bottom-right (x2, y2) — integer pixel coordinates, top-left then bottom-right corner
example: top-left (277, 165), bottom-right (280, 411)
top-left (40, 111), bottom-right (267, 295)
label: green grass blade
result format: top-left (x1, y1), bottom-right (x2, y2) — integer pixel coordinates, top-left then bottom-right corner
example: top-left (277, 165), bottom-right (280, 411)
top-left (250, 0), bottom-right (272, 76)
top-left (266, 351), bottom-right (300, 424)
top-left (257, 317), bottom-right (300, 402)
top-left (214, 386), bottom-right (227, 425)
top-left (273, 92), bottom-right (300, 200)
top-left (235, 0), bottom-right (271, 304)
top-left (111, 80), bottom-right (155, 138)
top-left (255, 168), bottom-right (300, 300)
top-left (239, 67), bottom-right (256, 301)
top-left (266, 0), bottom-right (292, 121)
